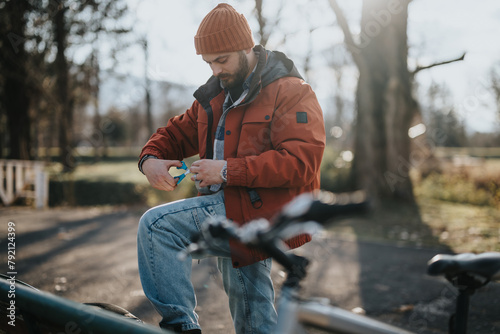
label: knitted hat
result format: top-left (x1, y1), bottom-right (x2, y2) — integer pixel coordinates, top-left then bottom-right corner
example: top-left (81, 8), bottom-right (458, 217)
top-left (194, 3), bottom-right (254, 55)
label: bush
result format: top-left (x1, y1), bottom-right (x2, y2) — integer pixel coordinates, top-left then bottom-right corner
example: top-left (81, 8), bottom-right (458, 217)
top-left (49, 178), bottom-right (198, 207)
top-left (474, 175), bottom-right (500, 207)
top-left (49, 180), bottom-right (147, 206)
top-left (320, 148), bottom-right (355, 193)
top-left (415, 172), bottom-right (498, 207)
top-left (320, 167), bottom-right (352, 193)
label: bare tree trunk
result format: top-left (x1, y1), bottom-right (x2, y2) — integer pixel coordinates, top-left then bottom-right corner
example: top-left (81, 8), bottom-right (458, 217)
top-left (252, 0), bottom-right (286, 48)
top-left (358, 0), bottom-right (417, 201)
top-left (142, 38), bottom-right (154, 135)
top-left (2, 0), bottom-right (31, 160)
top-left (330, 0), bottom-right (418, 203)
top-left (54, 3), bottom-right (74, 171)
top-left (254, 0), bottom-right (268, 47)
top-left (90, 47), bottom-right (108, 161)
top-left (491, 66), bottom-right (500, 120)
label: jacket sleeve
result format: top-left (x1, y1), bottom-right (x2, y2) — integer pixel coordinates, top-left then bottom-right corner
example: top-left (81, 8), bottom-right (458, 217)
top-left (138, 100), bottom-right (200, 163)
top-left (227, 79), bottom-right (326, 188)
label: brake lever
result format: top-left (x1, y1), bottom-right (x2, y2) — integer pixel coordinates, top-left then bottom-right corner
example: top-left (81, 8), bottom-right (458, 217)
top-left (177, 217), bottom-right (237, 261)
top-left (177, 241), bottom-right (207, 261)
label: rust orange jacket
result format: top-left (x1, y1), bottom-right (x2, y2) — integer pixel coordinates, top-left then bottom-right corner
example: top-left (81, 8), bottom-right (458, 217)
top-left (139, 46), bottom-right (326, 267)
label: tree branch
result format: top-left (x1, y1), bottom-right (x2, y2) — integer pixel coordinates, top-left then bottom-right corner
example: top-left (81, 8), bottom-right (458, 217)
top-left (327, 0), bottom-right (362, 67)
top-left (412, 52), bottom-right (466, 76)
top-left (491, 66), bottom-right (500, 117)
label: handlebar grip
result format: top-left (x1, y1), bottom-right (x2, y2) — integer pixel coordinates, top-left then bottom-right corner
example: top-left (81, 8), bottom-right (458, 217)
top-left (275, 190), bottom-right (369, 226)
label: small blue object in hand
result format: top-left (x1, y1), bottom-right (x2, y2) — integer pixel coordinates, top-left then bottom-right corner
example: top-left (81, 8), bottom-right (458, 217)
top-left (174, 161), bottom-right (191, 184)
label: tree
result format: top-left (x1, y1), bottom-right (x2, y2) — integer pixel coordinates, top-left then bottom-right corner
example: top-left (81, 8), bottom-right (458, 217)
top-left (76, 1), bottom-right (131, 161)
top-left (0, 0), bottom-right (131, 166)
top-left (328, 0), bottom-right (464, 203)
top-left (324, 44), bottom-right (354, 147)
top-left (53, 0), bottom-right (130, 168)
top-left (141, 37), bottom-right (154, 136)
top-left (422, 82), bottom-right (467, 147)
top-left (0, 0), bottom-right (32, 160)
top-left (53, 2), bottom-right (73, 170)
top-left (253, 0), bottom-right (284, 48)
top-left (490, 62), bottom-right (500, 123)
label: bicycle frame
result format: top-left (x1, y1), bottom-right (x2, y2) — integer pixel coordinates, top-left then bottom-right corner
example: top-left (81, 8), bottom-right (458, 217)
top-left (266, 245), bottom-right (414, 334)
top-left (275, 284), bottom-right (415, 334)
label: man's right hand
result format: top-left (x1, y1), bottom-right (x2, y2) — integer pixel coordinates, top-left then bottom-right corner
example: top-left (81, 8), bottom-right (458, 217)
top-left (142, 159), bottom-right (183, 191)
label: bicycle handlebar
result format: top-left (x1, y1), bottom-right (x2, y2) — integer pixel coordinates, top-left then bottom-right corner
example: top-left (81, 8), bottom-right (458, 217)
top-left (178, 190), bottom-right (369, 263)
top-left (266, 190), bottom-right (368, 239)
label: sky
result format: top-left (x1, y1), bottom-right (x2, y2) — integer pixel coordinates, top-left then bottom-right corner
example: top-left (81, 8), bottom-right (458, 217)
top-left (116, 0), bottom-right (500, 134)
top-left (408, 0), bottom-right (500, 133)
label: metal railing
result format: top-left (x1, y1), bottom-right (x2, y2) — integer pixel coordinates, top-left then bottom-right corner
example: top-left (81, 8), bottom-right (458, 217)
top-left (0, 159), bottom-right (48, 209)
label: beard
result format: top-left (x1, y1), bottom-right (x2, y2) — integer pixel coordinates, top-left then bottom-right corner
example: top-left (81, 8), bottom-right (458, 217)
top-left (218, 51), bottom-right (250, 89)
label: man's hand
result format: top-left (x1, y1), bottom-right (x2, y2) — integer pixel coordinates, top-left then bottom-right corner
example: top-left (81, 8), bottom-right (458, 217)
top-left (142, 159), bottom-right (183, 191)
top-left (189, 159), bottom-right (226, 188)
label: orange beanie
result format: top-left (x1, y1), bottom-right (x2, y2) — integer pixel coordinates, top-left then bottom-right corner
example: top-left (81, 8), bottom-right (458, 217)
top-left (194, 3), bottom-right (254, 55)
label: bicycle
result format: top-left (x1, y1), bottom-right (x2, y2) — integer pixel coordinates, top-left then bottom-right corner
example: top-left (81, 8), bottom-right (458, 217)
top-left (180, 190), bottom-right (500, 334)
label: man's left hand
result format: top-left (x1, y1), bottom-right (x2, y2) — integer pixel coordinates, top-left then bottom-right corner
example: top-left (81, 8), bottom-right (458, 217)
top-left (189, 159), bottom-right (226, 187)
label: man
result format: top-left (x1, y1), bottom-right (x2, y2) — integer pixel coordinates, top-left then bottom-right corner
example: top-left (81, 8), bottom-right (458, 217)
top-left (137, 3), bottom-right (325, 334)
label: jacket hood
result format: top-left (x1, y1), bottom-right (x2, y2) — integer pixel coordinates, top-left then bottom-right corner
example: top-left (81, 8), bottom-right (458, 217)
top-left (194, 45), bottom-right (303, 106)
top-left (259, 46), bottom-right (303, 87)
top-left (245, 45), bottom-right (303, 104)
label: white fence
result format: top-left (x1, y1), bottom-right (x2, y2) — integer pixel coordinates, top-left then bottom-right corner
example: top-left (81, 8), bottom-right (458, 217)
top-left (0, 159), bottom-right (49, 209)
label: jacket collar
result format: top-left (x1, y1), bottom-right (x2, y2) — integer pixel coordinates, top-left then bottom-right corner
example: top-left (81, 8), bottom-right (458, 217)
top-left (193, 45), bottom-right (303, 108)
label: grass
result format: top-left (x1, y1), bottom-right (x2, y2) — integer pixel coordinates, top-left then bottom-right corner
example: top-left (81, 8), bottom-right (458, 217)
top-left (412, 158), bottom-right (499, 253)
top-left (69, 161), bottom-right (148, 184)
top-left (60, 156), bottom-right (200, 185)
top-left (415, 173), bottom-right (497, 207)
top-left (418, 198), bottom-right (500, 253)
top-left (414, 158), bottom-right (500, 208)
top-left (434, 147), bottom-right (500, 159)
top-left (328, 196), bottom-right (499, 254)
top-left (330, 154), bottom-right (500, 253)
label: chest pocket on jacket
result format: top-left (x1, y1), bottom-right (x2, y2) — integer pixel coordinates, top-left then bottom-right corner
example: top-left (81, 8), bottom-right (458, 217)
top-left (237, 108), bottom-right (274, 157)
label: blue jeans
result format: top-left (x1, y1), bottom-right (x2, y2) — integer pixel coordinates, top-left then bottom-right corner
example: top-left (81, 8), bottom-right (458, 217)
top-left (137, 191), bottom-right (277, 333)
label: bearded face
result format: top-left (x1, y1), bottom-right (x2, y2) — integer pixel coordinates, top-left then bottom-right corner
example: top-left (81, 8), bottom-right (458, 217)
top-left (217, 51), bottom-right (250, 89)
top-left (203, 50), bottom-right (251, 89)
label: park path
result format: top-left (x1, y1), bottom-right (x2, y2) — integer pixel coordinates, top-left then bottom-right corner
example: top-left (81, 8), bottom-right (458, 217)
top-left (1, 206), bottom-right (498, 333)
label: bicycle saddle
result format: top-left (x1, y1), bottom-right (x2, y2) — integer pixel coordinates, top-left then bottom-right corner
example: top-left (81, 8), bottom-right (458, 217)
top-left (427, 252), bottom-right (500, 282)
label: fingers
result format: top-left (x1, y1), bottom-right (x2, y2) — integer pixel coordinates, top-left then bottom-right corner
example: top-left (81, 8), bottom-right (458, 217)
top-left (190, 173), bottom-right (207, 188)
top-left (143, 159), bottom-right (183, 191)
top-left (148, 174), bottom-right (177, 191)
top-left (189, 160), bottom-right (202, 174)
top-left (189, 159), bottom-right (225, 186)
top-left (170, 160), bottom-right (183, 168)
top-left (189, 161), bottom-right (202, 184)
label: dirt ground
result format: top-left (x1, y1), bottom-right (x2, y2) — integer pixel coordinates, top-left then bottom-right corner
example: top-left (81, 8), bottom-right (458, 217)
top-left (1, 205), bottom-right (499, 333)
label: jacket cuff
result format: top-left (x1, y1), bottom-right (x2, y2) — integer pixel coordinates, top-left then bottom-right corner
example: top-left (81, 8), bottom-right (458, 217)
top-left (226, 158), bottom-right (247, 186)
top-left (138, 148), bottom-right (165, 173)
top-left (138, 155), bottom-right (158, 174)
top-left (139, 147), bottom-right (164, 160)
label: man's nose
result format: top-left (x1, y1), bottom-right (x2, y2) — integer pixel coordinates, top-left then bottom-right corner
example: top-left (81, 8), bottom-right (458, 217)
top-left (211, 64), bottom-right (222, 76)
